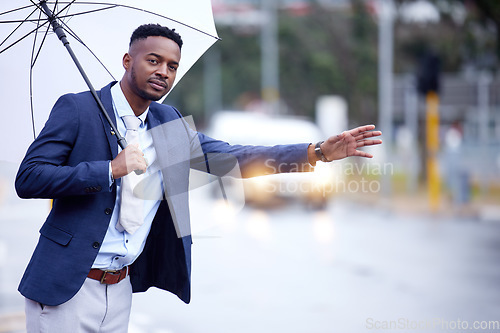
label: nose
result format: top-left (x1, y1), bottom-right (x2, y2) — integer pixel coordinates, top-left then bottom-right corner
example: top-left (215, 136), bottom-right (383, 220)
top-left (156, 63), bottom-right (169, 78)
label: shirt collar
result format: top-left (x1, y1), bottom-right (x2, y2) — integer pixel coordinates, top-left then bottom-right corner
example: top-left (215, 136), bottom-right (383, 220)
top-left (111, 82), bottom-right (149, 126)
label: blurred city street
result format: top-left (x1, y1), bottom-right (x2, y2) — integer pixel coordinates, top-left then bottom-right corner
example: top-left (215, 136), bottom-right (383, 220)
top-left (2, 0), bottom-right (500, 332)
top-left (1, 162), bottom-right (500, 333)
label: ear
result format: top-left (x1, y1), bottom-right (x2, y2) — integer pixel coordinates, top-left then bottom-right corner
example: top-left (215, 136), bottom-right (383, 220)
top-left (123, 53), bottom-right (131, 71)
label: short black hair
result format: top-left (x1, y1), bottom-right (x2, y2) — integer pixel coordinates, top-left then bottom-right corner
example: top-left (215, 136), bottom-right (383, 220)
top-left (130, 23), bottom-right (183, 50)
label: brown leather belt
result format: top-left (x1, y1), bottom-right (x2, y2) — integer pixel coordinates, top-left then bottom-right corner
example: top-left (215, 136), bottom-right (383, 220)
top-left (87, 266), bottom-right (129, 284)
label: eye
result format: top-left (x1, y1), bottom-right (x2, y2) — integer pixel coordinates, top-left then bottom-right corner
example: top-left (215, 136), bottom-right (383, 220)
top-left (168, 65), bottom-right (178, 71)
top-left (148, 59), bottom-right (158, 65)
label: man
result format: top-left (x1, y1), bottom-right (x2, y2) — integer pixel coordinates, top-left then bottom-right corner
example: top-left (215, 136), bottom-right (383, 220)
top-left (15, 24), bottom-right (382, 332)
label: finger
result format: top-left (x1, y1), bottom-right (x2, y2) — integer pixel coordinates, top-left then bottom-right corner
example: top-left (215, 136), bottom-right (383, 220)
top-left (137, 165), bottom-right (147, 173)
top-left (354, 130), bottom-right (382, 141)
top-left (132, 159), bottom-right (147, 175)
top-left (358, 131), bottom-right (382, 138)
top-left (353, 150), bottom-right (374, 158)
top-left (124, 152), bottom-right (146, 173)
top-left (126, 144), bottom-right (144, 156)
top-left (136, 155), bottom-right (147, 168)
top-left (128, 145), bottom-right (145, 158)
top-left (347, 124), bottom-right (376, 136)
top-left (357, 139), bottom-right (383, 147)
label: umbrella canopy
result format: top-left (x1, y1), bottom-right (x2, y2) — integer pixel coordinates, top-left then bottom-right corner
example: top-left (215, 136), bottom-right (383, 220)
top-left (0, 1), bottom-right (219, 163)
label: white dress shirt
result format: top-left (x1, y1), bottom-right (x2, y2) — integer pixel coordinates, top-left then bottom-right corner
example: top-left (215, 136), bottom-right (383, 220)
top-left (92, 82), bottom-right (164, 270)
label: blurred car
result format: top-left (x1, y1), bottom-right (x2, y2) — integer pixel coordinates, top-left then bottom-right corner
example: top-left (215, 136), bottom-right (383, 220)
top-left (205, 111), bottom-right (343, 208)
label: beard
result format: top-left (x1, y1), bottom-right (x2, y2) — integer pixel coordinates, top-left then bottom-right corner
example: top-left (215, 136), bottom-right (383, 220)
top-left (130, 67), bottom-right (166, 101)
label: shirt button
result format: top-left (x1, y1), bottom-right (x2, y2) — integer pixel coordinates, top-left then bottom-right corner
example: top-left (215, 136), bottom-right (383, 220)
top-left (104, 208), bottom-right (112, 215)
top-left (92, 242), bottom-right (100, 249)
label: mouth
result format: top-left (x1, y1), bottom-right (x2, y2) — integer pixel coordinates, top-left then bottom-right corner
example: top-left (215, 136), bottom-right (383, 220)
top-left (148, 79), bottom-right (167, 91)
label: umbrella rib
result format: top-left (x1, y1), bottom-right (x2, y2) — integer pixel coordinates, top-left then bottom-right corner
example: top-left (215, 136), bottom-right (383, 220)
top-left (51, 0), bottom-right (77, 20)
top-left (0, 7), bottom-right (40, 50)
top-left (1, 3), bottom-right (220, 40)
top-left (133, 4), bottom-right (221, 40)
top-left (48, 1), bottom-right (221, 40)
top-left (27, 0), bottom-right (62, 139)
top-left (1, 1), bottom-right (66, 23)
top-left (58, 19), bottom-right (116, 80)
top-left (0, 18), bottom-right (55, 24)
top-left (28, 9), bottom-right (51, 139)
top-left (55, 5), bottom-right (119, 19)
top-left (0, 21), bottom-right (50, 55)
top-left (31, 16), bottom-right (51, 70)
top-left (112, 3), bottom-right (221, 40)
top-left (23, 0), bottom-right (75, 24)
top-left (29, 15), bottom-right (40, 139)
top-left (44, 0), bottom-right (115, 22)
top-left (35, 1), bottom-right (117, 80)
top-left (0, 4), bottom-right (38, 17)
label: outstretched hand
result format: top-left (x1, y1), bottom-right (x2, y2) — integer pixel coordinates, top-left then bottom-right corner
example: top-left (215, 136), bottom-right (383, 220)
top-left (320, 124), bottom-right (382, 161)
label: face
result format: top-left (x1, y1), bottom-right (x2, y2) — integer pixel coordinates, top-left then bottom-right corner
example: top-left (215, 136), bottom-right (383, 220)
top-left (123, 36), bottom-right (181, 102)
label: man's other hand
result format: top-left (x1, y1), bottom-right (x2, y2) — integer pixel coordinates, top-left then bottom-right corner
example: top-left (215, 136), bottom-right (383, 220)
top-left (110, 144), bottom-right (147, 179)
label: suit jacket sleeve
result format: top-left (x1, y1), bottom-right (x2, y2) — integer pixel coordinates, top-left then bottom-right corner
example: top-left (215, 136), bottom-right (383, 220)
top-left (188, 129), bottom-right (312, 178)
top-left (15, 93), bottom-right (110, 199)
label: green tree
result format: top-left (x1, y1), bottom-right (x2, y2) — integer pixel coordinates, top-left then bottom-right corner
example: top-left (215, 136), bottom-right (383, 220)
top-left (168, 1), bottom-right (379, 126)
top-left (394, 0), bottom-right (499, 73)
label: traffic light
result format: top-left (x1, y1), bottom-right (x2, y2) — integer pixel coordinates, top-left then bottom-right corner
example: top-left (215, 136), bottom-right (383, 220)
top-left (417, 51), bottom-right (441, 95)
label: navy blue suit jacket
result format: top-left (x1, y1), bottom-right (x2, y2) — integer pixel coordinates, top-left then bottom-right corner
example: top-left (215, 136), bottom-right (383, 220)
top-left (15, 82), bottom-right (311, 306)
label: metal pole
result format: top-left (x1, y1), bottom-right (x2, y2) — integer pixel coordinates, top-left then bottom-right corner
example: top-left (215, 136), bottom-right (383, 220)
top-left (261, 0), bottom-right (280, 114)
top-left (377, 0), bottom-right (394, 197)
top-left (404, 75), bottom-right (419, 194)
top-left (426, 91), bottom-right (441, 212)
top-left (478, 72), bottom-right (491, 195)
top-left (38, 1), bottom-right (127, 150)
top-left (203, 48), bottom-right (226, 202)
top-left (203, 48), bottom-right (222, 121)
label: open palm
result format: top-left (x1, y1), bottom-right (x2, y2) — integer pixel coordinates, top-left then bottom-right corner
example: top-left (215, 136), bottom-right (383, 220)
top-left (321, 125), bottom-right (382, 161)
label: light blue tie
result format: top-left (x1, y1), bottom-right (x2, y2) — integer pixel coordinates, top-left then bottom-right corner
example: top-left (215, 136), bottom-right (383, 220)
top-left (116, 115), bottom-right (144, 234)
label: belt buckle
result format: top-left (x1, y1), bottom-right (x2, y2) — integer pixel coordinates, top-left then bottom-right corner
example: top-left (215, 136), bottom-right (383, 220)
top-left (100, 269), bottom-right (119, 284)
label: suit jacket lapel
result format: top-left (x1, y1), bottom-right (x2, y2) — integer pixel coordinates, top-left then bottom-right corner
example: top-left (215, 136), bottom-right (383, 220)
top-left (98, 82), bottom-right (119, 159)
top-left (146, 105), bottom-right (169, 183)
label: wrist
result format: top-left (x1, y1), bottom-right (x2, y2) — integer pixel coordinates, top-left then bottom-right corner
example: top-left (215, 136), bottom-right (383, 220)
top-left (109, 161), bottom-right (115, 185)
top-left (314, 141), bottom-right (329, 162)
top-left (307, 144), bottom-right (319, 166)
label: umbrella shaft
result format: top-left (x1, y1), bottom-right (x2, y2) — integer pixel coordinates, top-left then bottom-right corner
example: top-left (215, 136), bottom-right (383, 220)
top-left (39, 1), bottom-right (67, 45)
top-left (38, 1), bottom-right (127, 150)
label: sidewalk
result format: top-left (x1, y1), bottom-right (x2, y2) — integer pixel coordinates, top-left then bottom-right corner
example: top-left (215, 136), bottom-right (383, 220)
top-left (341, 182), bottom-right (500, 223)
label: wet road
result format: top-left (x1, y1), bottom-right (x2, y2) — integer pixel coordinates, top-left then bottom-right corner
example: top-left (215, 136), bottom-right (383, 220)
top-left (130, 189), bottom-right (500, 333)
top-left (1, 163), bottom-right (500, 332)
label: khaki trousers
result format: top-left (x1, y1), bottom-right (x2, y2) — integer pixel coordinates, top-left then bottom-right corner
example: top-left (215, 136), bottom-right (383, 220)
top-left (25, 276), bottom-right (132, 333)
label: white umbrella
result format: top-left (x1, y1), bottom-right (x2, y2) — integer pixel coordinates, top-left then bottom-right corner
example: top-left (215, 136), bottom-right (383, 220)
top-left (0, 1), bottom-right (219, 163)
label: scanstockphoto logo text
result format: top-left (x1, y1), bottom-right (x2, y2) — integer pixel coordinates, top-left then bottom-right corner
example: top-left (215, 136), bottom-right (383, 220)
top-left (366, 317), bottom-right (500, 331)
top-left (262, 160), bottom-right (394, 195)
